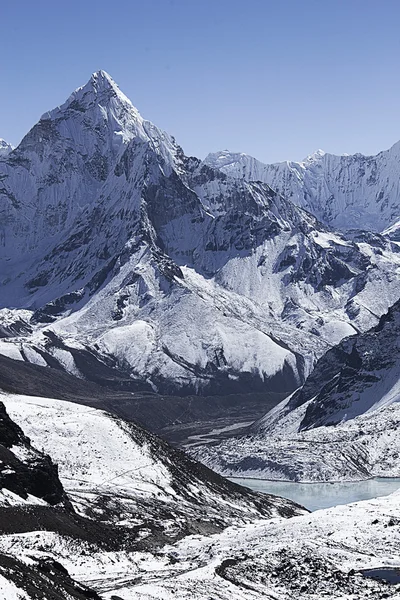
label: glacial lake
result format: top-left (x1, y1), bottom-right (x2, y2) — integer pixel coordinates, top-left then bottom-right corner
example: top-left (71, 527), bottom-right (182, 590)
top-left (230, 477), bottom-right (400, 512)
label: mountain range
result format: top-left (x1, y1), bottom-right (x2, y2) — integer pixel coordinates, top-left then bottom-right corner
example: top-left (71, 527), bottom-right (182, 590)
top-left (192, 299), bottom-right (400, 482)
top-left (1, 71), bottom-right (399, 404)
top-left (205, 143), bottom-right (400, 232)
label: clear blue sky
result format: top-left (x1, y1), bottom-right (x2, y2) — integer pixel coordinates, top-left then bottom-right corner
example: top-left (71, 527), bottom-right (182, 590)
top-left (1, 0), bottom-right (400, 163)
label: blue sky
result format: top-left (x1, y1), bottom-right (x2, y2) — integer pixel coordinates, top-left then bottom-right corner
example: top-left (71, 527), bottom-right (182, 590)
top-left (1, 0), bottom-right (400, 163)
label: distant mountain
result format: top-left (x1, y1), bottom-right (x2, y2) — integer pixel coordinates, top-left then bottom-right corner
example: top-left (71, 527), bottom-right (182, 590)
top-left (0, 139), bottom-right (13, 157)
top-left (0, 71), bottom-right (400, 397)
top-left (204, 143), bottom-right (400, 232)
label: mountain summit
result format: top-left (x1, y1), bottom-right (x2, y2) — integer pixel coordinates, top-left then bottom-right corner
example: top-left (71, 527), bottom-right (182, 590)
top-left (0, 139), bottom-right (13, 157)
top-left (41, 69), bottom-right (143, 137)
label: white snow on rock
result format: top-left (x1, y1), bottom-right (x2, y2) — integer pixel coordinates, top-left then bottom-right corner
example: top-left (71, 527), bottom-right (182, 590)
top-left (0, 139), bottom-right (13, 158)
top-left (2, 393), bottom-right (175, 503)
top-left (191, 298), bottom-right (400, 481)
top-left (191, 401), bottom-right (400, 482)
top-left (204, 142), bottom-right (400, 232)
top-left (0, 575), bottom-right (30, 600)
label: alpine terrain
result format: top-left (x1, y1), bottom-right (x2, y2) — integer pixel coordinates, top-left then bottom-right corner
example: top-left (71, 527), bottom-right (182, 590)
top-left (192, 299), bottom-right (400, 482)
top-left (0, 71), bottom-right (400, 410)
top-left (0, 391), bottom-right (399, 599)
top-left (1, 70), bottom-right (400, 599)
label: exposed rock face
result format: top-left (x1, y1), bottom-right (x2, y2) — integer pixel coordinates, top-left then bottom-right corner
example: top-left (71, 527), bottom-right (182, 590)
top-left (0, 553), bottom-right (102, 600)
top-left (0, 401), bottom-right (67, 505)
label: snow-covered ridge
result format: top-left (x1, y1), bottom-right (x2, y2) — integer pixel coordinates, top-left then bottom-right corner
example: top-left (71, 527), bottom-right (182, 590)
top-left (275, 297), bottom-right (400, 431)
top-left (204, 141), bottom-right (400, 232)
top-left (2, 393), bottom-right (302, 528)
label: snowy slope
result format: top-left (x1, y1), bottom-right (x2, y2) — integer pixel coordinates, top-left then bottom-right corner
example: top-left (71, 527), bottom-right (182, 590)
top-left (0, 388), bottom-right (397, 599)
top-left (272, 297), bottom-right (400, 431)
top-left (0, 387), bottom-right (397, 598)
top-left (1, 71), bottom-right (400, 396)
top-left (192, 400), bottom-right (400, 482)
top-left (205, 143), bottom-right (400, 232)
top-left (2, 393), bottom-right (302, 534)
top-left (384, 218), bottom-right (400, 241)
top-left (0, 390), bottom-right (305, 597)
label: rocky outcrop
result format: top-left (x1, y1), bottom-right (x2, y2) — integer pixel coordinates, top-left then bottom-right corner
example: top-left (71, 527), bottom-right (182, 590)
top-left (0, 401), bottom-right (67, 505)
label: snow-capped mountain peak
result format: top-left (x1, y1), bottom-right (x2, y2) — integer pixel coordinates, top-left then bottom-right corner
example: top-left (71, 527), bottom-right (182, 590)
top-left (302, 148), bottom-right (325, 163)
top-left (0, 138), bottom-right (13, 157)
top-left (39, 69), bottom-right (143, 146)
top-left (46, 69), bottom-right (134, 112)
top-left (204, 150), bottom-right (249, 169)
top-left (0, 71), bottom-right (182, 275)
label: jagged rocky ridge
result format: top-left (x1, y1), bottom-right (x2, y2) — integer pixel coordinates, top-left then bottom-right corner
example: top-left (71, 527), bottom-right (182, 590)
top-left (204, 145), bottom-right (400, 232)
top-left (191, 300), bottom-right (400, 481)
top-left (1, 71), bottom-right (400, 397)
top-left (277, 297), bottom-right (400, 431)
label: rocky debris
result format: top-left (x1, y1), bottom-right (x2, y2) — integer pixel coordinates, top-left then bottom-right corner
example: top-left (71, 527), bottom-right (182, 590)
top-left (216, 547), bottom-right (400, 598)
